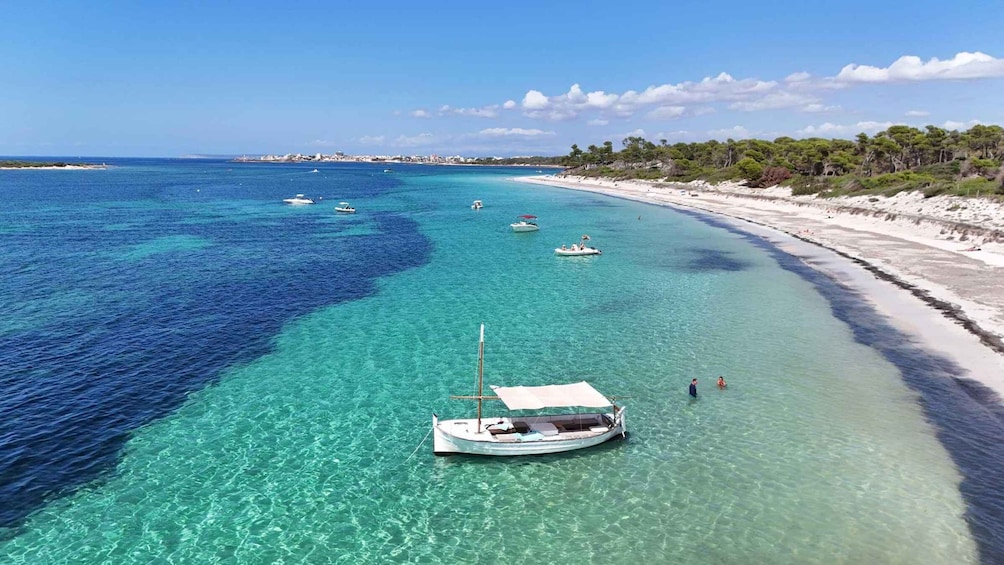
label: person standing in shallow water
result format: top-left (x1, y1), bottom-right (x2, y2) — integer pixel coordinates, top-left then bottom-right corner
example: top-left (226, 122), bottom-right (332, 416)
top-left (717, 376), bottom-right (727, 388)
top-left (689, 378), bottom-right (698, 398)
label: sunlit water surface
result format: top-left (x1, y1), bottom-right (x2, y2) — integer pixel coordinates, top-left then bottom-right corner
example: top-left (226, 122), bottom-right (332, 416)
top-left (1, 160), bottom-right (999, 563)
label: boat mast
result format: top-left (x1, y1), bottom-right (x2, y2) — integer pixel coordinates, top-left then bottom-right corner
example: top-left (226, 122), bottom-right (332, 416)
top-left (476, 323), bottom-right (485, 432)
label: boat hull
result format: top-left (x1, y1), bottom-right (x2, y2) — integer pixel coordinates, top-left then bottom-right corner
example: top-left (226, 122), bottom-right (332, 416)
top-left (433, 410), bottom-right (626, 456)
top-left (510, 223), bottom-right (539, 232)
top-left (554, 248), bottom-right (601, 256)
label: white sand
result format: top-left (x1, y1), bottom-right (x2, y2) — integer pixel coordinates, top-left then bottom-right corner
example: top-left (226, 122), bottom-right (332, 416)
top-left (517, 174), bottom-right (1004, 398)
top-left (0, 165), bottom-right (106, 170)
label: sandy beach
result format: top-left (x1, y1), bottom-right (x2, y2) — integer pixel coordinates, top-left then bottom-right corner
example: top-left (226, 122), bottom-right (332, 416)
top-left (518, 174), bottom-right (1004, 398)
top-left (0, 165), bottom-right (106, 170)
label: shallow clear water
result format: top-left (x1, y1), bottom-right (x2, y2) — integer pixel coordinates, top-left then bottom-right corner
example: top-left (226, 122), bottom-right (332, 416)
top-left (1, 161), bottom-right (1000, 563)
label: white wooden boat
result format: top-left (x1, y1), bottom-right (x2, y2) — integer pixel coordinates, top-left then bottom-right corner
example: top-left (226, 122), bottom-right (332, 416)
top-left (334, 202), bottom-right (356, 213)
top-left (433, 325), bottom-right (626, 456)
top-left (283, 194), bottom-right (315, 205)
top-left (510, 214), bottom-right (539, 232)
top-left (471, 200), bottom-right (483, 210)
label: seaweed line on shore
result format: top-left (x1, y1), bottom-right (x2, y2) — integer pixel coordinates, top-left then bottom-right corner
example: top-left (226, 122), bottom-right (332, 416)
top-left (701, 206), bottom-right (1004, 357)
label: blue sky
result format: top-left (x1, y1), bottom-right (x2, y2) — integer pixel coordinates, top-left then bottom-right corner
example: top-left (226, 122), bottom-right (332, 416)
top-left (2, 0), bottom-right (1003, 157)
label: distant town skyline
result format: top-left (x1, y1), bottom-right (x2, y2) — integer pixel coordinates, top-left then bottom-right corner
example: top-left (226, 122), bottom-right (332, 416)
top-left (2, 0), bottom-right (1003, 157)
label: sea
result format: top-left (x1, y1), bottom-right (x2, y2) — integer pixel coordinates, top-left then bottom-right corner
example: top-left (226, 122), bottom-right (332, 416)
top-left (1, 159), bottom-right (1003, 564)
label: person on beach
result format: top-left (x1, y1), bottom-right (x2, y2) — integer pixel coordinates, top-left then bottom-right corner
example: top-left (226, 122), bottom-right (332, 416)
top-left (717, 376), bottom-right (727, 388)
top-left (689, 378), bottom-right (698, 398)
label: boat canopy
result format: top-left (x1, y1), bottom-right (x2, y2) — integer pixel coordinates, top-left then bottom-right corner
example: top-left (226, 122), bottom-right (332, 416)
top-left (490, 381), bottom-right (610, 410)
top-left (518, 214), bottom-right (537, 219)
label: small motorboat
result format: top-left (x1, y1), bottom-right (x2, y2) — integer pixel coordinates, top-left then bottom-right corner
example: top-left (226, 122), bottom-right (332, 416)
top-left (334, 202), bottom-right (356, 214)
top-left (283, 194), bottom-right (315, 205)
top-left (471, 200), bottom-right (483, 210)
top-left (384, 168), bottom-right (393, 173)
top-left (311, 169), bottom-right (319, 173)
top-left (510, 214), bottom-right (539, 232)
top-left (555, 235), bottom-right (600, 256)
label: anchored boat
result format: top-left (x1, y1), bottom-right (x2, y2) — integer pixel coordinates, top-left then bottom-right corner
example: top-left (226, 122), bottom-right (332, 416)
top-left (555, 235), bottom-right (601, 256)
top-left (510, 214), bottom-right (539, 232)
top-left (432, 324), bottom-right (626, 456)
top-left (283, 194), bottom-right (315, 205)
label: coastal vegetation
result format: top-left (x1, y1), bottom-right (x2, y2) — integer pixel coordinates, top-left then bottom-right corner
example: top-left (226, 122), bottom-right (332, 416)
top-left (470, 156), bottom-right (565, 166)
top-left (0, 160), bottom-right (92, 168)
top-left (560, 124), bottom-right (1004, 198)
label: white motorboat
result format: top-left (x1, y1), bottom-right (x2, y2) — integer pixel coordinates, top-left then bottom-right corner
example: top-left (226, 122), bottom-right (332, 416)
top-left (334, 202), bottom-right (356, 214)
top-left (432, 325), bottom-right (626, 456)
top-left (283, 194), bottom-right (315, 205)
top-left (384, 168), bottom-right (393, 173)
top-left (510, 214), bottom-right (539, 232)
top-left (311, 169), bottom-right (319, 173)
top-left (555, 235), bottom-right (600, 256)
top-left (471, 200), bottom-right (483, 210)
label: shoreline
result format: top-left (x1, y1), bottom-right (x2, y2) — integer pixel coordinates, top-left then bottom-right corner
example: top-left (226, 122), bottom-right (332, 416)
top-left (516, 174), bottom-right (1004, 399)
top-left (0, 165), bottom-right (106, 170)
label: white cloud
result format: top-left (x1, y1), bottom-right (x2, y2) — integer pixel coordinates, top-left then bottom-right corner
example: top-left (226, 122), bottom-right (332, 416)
top-left (585, 90), bottom-right (619, 109)
top-left (728, 90), bottom-right (818, 111)
top-left (835, 51), bottom-right (1004, 83)
top-left (438, 104), bottom-right (501, 118)
top-left (801, 103), bottom-right (841, 113)
top-left (795, 121), bottom-right (896, 137)
top-left (607, 128), bottom-right (647, 141)
top-left (655, 130), bottom-right (689, 140)
top-left (516, 76), bottom-right (781, 121)
top-left (707, 125), bottom-right (750, 139)
top-left (943, 119), bottom-right (981, 130)
top-left (905, 110), bottom-right (930, 117)
top-left (478, 128), bottom-right (555, 137)
top-left (411, 110), bottom-right (431, 118)
top-left (646, 105), bottom-right (686, 120)
top-left (359, 135), bottom-right (385, 145)
top-left (418, 51), bottom-right (1001, 129)
top-left (522, 90), bottom-right (549, 110)
top-left (393, 133), bottom-right (435, 147)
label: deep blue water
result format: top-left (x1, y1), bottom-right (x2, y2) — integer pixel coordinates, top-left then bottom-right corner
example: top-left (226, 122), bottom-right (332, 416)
top-left (2, 161), bottom-right (1003, 563)
top-left (0, 159), bottom-right (435, 532)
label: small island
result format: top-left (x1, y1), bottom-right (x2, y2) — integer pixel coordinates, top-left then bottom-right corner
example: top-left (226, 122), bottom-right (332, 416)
top-left (0, 160), bottom-right (106, 170)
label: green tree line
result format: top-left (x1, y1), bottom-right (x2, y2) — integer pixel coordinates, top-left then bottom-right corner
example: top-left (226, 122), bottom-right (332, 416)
top-left (561, 124), bottom-right (1004, 198)
top-left (0, 160), bottom-right (75, 168)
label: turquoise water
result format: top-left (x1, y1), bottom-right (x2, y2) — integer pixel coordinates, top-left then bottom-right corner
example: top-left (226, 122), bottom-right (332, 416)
top-left (0, 162), bottom-right (991, 562)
